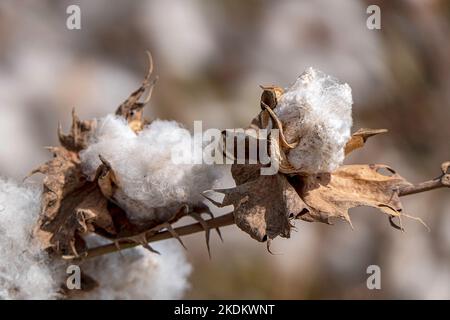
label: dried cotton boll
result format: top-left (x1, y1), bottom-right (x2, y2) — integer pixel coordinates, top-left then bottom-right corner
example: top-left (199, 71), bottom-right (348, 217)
top-left (80, 115), bottom-right (224, 222)
top-left (79, 238), bottom-right (191, 299)
top-left (0, 179), bottom-right (62, 299)
top-left (274, 67), bottom-right (353, 174)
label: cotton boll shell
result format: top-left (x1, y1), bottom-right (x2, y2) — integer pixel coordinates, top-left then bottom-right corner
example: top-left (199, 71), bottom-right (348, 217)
top-left (274, 67), bottom-right (353, 174)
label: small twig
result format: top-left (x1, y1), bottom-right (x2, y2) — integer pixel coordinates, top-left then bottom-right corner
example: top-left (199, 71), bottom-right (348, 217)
top-left (81, 212), bottom-right (235, 260)
top-left (398, 177), bottom-right (449, 196)
top-left (399, 162), bottom-right (450, 196)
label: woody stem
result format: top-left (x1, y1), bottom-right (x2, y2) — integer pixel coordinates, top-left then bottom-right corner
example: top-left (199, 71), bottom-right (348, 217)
top-left (79, 173), bottom-right (449, 260)
top-left (398, 176), bottom-right (449, 196)
top-left (80, 212), bottom-right (235, 260)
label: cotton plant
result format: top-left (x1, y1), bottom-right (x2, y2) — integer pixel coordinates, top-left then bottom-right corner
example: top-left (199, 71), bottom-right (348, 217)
top-left (0, 52), bottom-right (449, 299)
top-left (210, 68), bottom-right (448, 247)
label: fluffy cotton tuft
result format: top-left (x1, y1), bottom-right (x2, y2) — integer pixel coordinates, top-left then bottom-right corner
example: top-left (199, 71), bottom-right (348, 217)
top-left (80, 238), bottom-right (192, 299)
top-left (0, 179), bottom-right (62, 299)
top-left (274, 67), bottom-right (353, 173)
top-left (80, 115), bottom-right (224, 221)
top-left (0, 178), bottom-right (191, 299)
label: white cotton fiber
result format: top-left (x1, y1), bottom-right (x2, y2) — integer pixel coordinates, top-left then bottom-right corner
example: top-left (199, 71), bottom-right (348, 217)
top-left (274, 67), bottom-right (353, 173)
top-left (80, 115), bottom-right (224, 221)
top-left (80, 237), bottom-right (191, 299)
top-left (0, 178), bottom-right (62, 299)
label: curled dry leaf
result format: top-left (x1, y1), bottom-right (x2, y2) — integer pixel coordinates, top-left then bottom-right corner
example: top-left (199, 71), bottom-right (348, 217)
top-left (214, 149), bottom-right (422, 244)
top-left (57, 108), bottom-right (96, 152)
top-left (31, 145), bottom-right (86, 255)
top-left (214, 164), bottom-right (308, 242)
top-left (296, 164), bottom-right (411, 228)
top-left (344, 128), bottom-right (388, 156)
top-left (31, 112), bottom-right (117, 257)
top-left (250, 85), bottom-right (285, 130)
top-left (115, 51), bottom-right (157, 133)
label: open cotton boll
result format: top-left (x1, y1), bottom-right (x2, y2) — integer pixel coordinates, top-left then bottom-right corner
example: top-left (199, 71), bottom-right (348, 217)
top-left (0, 178), bottom-right (62, 299)
top-left (274, 67), bottom-right (353, 173)
top-left (80, 115), bottom-right (223, 221)
top-left (80, 237), bottom-right (191, 299)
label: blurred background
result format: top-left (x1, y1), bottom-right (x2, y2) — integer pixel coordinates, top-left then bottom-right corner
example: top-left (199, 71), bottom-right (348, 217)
top-left (0, 0), bottom-right (449, 299)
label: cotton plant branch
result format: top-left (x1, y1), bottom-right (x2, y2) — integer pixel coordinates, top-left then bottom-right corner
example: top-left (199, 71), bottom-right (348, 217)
top-left (27, 52), bottom-right (450, 283)
top-left (83, 212), bottom-right (235, 260)
top-left (80, 162), bottom-right (450, 260)
top-left (398, 161), bottom-right (450, 196)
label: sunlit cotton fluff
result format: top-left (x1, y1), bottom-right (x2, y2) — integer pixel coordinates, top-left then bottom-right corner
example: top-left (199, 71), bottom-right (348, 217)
top-left (0, 179), bottom-right (62, 299)
top-left (80, 115), bottom-right (224, 221)
top-left (80, 237), bottom-right (192, 299)
top-left (274, 67), bottom-right (353, 173)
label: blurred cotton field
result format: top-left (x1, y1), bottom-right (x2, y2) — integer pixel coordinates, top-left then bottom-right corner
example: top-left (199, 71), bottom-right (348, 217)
top-left (0, 0), bottom-right (449, 299)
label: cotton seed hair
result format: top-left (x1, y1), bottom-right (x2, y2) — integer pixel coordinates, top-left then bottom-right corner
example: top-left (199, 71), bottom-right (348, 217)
top-left (274, 67), bottom-right (353, 174)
